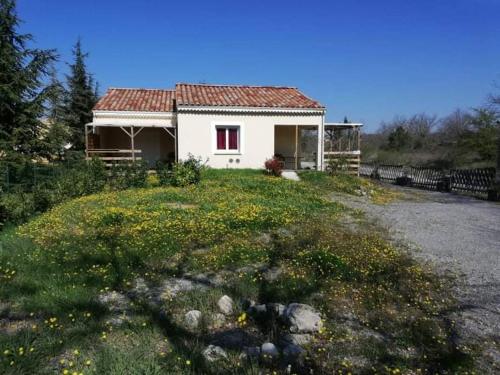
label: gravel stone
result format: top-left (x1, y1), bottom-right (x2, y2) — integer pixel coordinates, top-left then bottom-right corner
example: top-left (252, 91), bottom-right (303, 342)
top-left (337, 185), bottom-right (500, 368)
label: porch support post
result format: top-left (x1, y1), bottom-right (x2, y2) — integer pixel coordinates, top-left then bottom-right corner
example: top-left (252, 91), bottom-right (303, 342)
top-left (131, 126), bottom-right (135, 162)
top-left (162, 127), bottom-right (178, 163)
top-left (317, 114), bottom-right (325, 171)
top-left (295, 125), bottom-right (298, 170)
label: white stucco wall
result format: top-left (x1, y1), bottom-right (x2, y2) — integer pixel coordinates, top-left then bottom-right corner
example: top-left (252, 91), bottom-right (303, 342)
top-left (177, 109), bottom-right (324, 169)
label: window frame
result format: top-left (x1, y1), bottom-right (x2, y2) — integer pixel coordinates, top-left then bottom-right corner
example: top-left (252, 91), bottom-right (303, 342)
top-left (211, 121), bottom-right (244, 155)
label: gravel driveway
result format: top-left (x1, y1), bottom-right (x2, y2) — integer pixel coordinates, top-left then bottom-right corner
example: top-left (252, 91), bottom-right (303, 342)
top-left (336, 186), bottom-right (500, 370)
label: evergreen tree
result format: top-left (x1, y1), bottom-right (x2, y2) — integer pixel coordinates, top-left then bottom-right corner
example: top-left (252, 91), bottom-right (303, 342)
top-left (42, 68), bottom-right (70, 160)
top-left (62, 38), bottom-right (98, 150)
top-left (0, 0), bottom-right (56, 157)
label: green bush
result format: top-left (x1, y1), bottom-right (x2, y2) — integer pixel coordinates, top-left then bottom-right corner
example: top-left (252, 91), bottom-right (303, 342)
top-left (0, 191), bottom-right (36, 226)
top-left (156, 161), bottom-right (172, 186)
top-left (54, 158), bottom-right (107, 198)
top-left (326, 156), bottom-right (349, 175)
top-left (108, 160), bottom-right (148, 190)
top-left (167, 155), bottom-right (204, 187)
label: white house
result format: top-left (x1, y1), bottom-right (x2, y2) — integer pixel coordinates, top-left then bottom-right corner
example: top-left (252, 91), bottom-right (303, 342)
top-left (86, 83), bottom-right (361, 171)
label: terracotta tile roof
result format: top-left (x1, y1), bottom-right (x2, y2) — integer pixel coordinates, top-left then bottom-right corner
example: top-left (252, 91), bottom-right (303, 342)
top-left (175, 83), bottom-right (324, 109)
top-left (94, 88), bottom-right (175, 112)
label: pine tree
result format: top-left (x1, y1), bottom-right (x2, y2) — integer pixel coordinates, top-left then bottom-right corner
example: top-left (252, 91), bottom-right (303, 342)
top-left (0, 0), bottom-right (56, 157)
top-left (62, 38), bottom-right (98, 150)
top-left (42, 68), bottom-right (70, 160)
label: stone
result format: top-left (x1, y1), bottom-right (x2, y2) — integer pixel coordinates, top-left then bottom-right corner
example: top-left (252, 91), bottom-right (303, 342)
top-left (209, 328), bottom-right (257, 350)
top-left (255, 232), bottom-right (272, 245)
top-left (98, 291), bottom-right (130, 313)
top-left (192, 247), bottom-right (210, 255)
top-left (210, 313), bottom-right (226, 329)
top-left (283, 343), bottom-right (305, 359)
top-left (281, 333), bottom-right (312, 346)
top-left (261, 342), bottom-right (279, 358)
top-left (156, 278), bottom-right (207, 300)
top-left (184, 310), bottom-right (202, 329)
top-left (130, 277), bottom-right (150, 298)
top-left (105, 314), bottom-right (130, 327)
top-left (284, 303), bottom-right (323, 333)
top-left (0, 319), bottom-right (35, 335)
top-left (217, 295), bottom-right (234, 315)
top-left (202, 345), bottom-right (228, 362)
top-left (185, 273), bottom-right (211, 285)
top-left (235, 266), bottom-right (255, 274)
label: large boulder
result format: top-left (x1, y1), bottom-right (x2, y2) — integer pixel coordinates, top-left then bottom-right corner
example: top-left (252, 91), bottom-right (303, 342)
top-left (284, 303), bottom-right (323, 333)
top-left (217, 295), bottom-right (234, 315)
top-left (202, 345), bottom-right (228, 362)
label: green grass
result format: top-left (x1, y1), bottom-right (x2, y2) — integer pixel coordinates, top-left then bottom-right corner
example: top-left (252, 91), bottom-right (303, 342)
top-left (0, 170), bottom-right (475, 374)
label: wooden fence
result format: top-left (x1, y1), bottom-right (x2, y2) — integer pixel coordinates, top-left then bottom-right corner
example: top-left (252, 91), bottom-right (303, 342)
top-left (360, 163), bottom-right (496, 198)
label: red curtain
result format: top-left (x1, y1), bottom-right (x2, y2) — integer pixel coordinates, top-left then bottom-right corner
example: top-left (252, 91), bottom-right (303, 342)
top-left (216, 128), bottom-right (226, 150)
top-left (228, 128), bottom-right (238, 150)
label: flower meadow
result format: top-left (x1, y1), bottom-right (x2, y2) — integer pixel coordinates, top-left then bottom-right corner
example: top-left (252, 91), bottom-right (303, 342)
top-left (0, 170), bottom-right (476, 374)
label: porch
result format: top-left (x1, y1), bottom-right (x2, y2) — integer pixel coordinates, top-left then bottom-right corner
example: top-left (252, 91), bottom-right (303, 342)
top-left (323, 123), bottom-right (362, 175)
top-left (274, 125), bottom-right (320, 170)
top-left (85, 124), bottom-right (177, 167)
top-left (273, 123), bottom-right (362, 173)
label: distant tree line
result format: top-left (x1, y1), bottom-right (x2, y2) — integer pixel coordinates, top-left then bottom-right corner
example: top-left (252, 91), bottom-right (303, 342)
top-left (0, 0), bottom-right (98, 165)
top-left (363, 95), bottom-right (499, 169)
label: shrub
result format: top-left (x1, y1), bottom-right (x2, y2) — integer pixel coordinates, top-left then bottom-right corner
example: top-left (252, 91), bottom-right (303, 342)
top-left (168, 155), bottom-right (204, 187)
top-left (264, 157), bottom-right (283, 177)
top-left (156, 161), bottom-right (173, 186)
top-left (326, 156), bottom-right (348, 175)
top-left (55, 158), bottom-right (107, 198)
top-left (32, 185), bottom-right (57, 212)
top-left (0, 192), bottom-right (36, 225)
top-left (108, 160), bottom-right (148, 190)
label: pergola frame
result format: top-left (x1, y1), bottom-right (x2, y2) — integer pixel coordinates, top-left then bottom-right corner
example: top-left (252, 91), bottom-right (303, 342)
top-left (323, 123), bottom-right (363, 175)
top-left (85, 123), bottom-right (177, 165)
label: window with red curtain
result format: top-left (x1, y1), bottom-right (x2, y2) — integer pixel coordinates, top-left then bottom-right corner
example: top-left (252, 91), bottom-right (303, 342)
top-left (216, 128), bottom-right (226, 150)
top-left (216, 126), bottom-right (239, 151)
top-left (228, 128), bottom-right (238, 150)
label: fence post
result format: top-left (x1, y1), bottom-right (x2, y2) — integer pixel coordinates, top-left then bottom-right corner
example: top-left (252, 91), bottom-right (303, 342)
top-left (487, 121), bottom-right (500, 201)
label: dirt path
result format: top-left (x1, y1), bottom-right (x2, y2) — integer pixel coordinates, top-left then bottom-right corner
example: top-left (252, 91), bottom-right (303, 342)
top-left (336, 186), bottom-right (500, 370)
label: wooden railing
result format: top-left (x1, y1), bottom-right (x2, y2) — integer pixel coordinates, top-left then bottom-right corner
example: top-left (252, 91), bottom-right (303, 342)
top-left (324, 151), bottom-right (361, 176)
top-left (86, 149), bottom-right (142, 166)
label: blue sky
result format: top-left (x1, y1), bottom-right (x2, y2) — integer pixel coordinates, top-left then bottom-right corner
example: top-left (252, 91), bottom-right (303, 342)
top-left (18, 0), bottom-right (500, 132)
